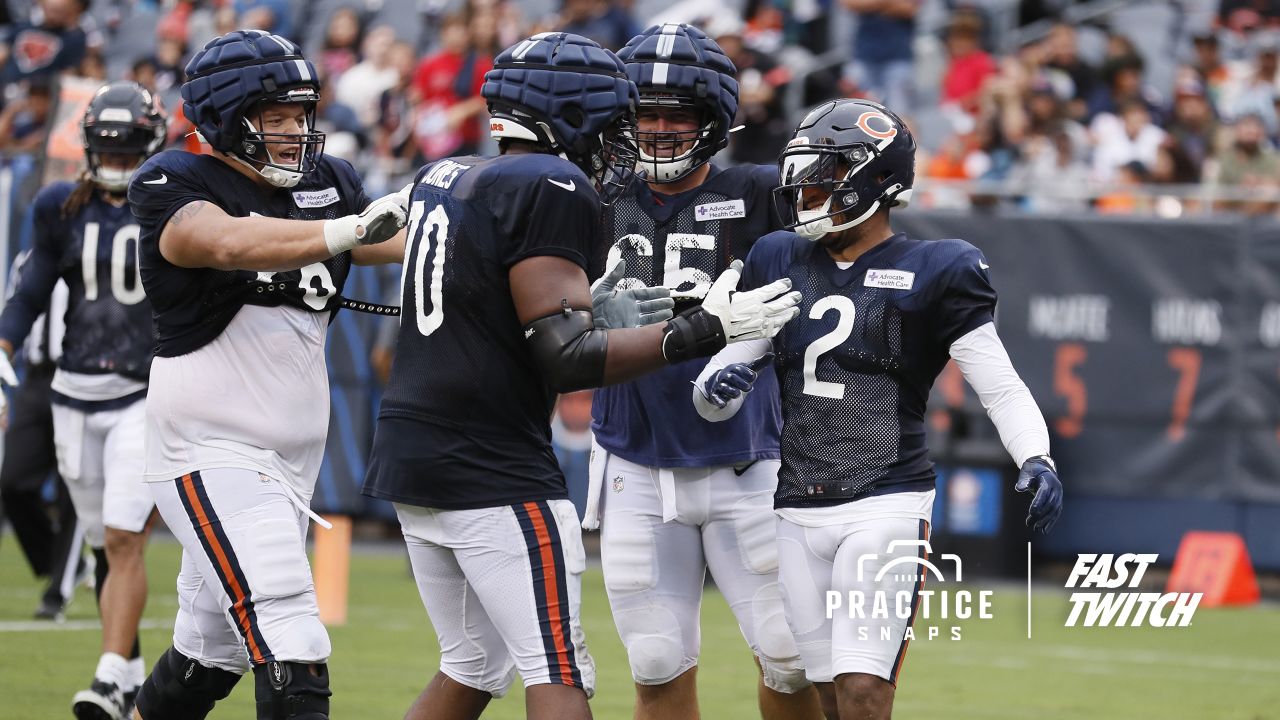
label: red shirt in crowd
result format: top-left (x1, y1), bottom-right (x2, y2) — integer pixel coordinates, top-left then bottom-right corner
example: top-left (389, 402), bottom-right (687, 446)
top-left (943, 50), bottom-right (997, 112)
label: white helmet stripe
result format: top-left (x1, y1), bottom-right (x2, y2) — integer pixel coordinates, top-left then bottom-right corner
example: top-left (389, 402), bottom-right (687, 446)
top-left (294, 59), bottom-right (311, 82)
top-left (652, 62), bottom-right (669, 85)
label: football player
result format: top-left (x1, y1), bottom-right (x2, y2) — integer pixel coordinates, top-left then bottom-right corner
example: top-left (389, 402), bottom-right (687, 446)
top-left (362, 32), bottom-right (801, 720)
top-left (584, 24), bottom-right (820, 720)
top-left (126, 30), bottom-right (409, 720)
top-left (0, 80), bottom-right (165, 720)
top-left (693, 99), bottom-right (1064, 720)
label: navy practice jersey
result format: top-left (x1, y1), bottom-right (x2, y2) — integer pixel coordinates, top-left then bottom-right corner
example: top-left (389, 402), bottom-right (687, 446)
top-left (0, 183), bottom-right (152, 381)
top-left (129, 150), bottom-right (367, 357)
top-left (590, 164), bottom-right (784, 468)
top-left (742, 231), bottom-right (997, 508)
top-left (363, 153), bottom-right (600, 510)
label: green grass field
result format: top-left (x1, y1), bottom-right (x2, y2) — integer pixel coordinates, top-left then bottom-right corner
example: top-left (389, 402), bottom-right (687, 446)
top-left (2, 536), bottom-right (1277, 719)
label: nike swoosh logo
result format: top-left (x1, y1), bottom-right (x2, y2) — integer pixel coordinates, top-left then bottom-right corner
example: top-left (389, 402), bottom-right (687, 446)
top-left (979, 261), bottom-right (990, 269)
top-left (143, 174), bottom-right (168, 185)
top-left (547, 178), bottom-right (575, 192)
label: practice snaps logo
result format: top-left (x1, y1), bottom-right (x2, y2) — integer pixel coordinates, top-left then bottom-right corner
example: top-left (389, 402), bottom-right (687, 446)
top-left (1065, 554), bottom-right (1202, 627)
top-left (826, 540), bottom-right (993, 641)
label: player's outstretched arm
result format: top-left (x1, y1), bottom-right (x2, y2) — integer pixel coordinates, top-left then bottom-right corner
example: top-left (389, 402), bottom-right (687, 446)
top-left (159, 191), bottom-right (408, 272)
top-left (510, 257), bottom-right (800, 393)
top-left (950, 321), bottom-right (1063, 532)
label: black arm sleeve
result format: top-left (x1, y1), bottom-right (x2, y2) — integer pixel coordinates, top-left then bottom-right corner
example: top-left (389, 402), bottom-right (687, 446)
top-left (523, 308), bottom-right (609, 393)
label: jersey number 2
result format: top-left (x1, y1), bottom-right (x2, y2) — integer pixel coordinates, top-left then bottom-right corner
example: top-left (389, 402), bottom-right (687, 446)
top-left (803, 296), bottom-right (857, 399)
top-left (82, 222), bottom-right (145, 305)
top-left (403, 200), bottom-right (448, 336)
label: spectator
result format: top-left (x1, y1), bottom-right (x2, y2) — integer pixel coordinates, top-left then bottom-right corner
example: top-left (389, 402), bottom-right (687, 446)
top-left (336, 25), bottom-right (399, 128)
top-left (841, 0), bottom-right (919, 112)
top-left (233, 0), bottom-right (294, 41)
top-left (710, 15), bottom-right (792, 165)
top-left (1095, 160), bottom-right (1147, 214)
top-left (1091, 99), bottom-right (1166, 182)
top-left (375, 41), bottom-right (423, 175)
top-left (150, 35), bottom-right (187, 98)
top-left (1191, 32), bottom-right (1230, 106)
top-left (314, 71), bottom-right (366, 160)
top-left (1215, 113), bottom-right (1280, 187)
top-left (1087, 53), bottom-right (1161, 121)
top-left (77, 47), bottom-right (106, 80)
top-left (0, 79), bottom-right (54, 152)
top-left (941, 9), bottom-right (997, 118)
top-left (412, 12), bottom-right (493, 161)
top-left (131, 57), bottom-right (159, 94)
top-left (1165, 77), bottom-right (1219, 176)
top-left (557, 0), bottom-right (639, 51)
top-left (318, 7), bottom-right (362, 84)
top-left (1009, 130), bottom-right (1092, 213)
top-left (1042, 22), bottom-right (1099, 120)
top-left (1227, 34), bottom-right (1279, 134)
top-left (0, 0), bottom-right (88, 89)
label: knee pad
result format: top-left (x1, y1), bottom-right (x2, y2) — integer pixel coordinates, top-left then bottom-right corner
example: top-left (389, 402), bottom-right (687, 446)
top-left (135, 646), bottom-right (241, 720)
top-left (760, 654), bottom-right (811, 694)
top-left (254, 661), bottom-right (331, 720)
top-left (627, 632), bottom-right (687, 685)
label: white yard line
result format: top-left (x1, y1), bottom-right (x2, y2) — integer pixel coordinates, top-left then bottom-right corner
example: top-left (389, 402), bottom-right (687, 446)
top-left (0, 618), bottom-right (170, 633)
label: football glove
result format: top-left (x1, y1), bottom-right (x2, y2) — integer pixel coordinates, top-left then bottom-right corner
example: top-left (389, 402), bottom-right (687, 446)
top-left (0, 349), bottom-right (18, 425)
top-left (591, 261), bottom-right (675, 329)
top-left (323, 185), bottom-right (410, 255)
top-left (1016, 455), bottom-right (1063, 533)
top-left (704, 260), bottom-right (801, 343)
top-left (662, 260), bottom-right (801, 363)
top-left (701, 353), bottom-right (774, 408)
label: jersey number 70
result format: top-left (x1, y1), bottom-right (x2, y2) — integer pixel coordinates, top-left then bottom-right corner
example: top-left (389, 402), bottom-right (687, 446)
top-left (402, 200), bottom-right (449, 337)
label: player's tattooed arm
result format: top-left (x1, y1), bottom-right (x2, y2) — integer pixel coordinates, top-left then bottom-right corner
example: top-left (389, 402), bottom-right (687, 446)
top-left (159, 199), bottom-right (334, 272)
top-left (167, 200), bottom-right (207, 226)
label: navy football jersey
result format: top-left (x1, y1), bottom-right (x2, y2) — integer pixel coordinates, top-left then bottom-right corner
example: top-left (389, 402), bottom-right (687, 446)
top-left (363, 153), bottom-right (600, 510)
top-left (742, 231), bottom-right (997, 508)
top-left (129, 150), bottom-right (368, 357)
top-left (590, 164), bottom-right (785, 468)
top-left (0, 183), bottom-right (152, 381)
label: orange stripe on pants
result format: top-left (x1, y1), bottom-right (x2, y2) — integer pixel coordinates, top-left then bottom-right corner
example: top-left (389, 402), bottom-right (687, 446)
top-left (180, 473), bottom-right (266, 664)
top-left (523, 502), bottom-right (575, 687)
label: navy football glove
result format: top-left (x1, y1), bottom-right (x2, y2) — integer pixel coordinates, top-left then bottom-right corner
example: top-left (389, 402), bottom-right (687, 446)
top-left (591, 261), bottom-right (675, 329)
top-left (1016, 455), bottom-right (1063, 533)
top-left (701, 353), bottom-right (774, 408)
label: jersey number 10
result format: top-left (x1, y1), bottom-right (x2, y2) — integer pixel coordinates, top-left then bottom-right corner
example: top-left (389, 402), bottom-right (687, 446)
top-left (81, 222), bottom-right (145, 305)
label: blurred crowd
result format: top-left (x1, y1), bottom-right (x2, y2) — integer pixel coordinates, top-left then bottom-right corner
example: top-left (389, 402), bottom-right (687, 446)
top-left (3, 0), bottom-right (1280, 216)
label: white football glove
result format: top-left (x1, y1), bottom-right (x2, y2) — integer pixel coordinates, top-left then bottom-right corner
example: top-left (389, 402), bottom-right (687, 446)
top-left (703, 260), bottom-right (801, 342)
top-left (323, 186), bottom-right (410, 255)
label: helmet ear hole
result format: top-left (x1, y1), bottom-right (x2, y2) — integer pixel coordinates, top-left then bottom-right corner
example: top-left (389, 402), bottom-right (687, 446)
top-left (562, 105), bottom-right (586, 129)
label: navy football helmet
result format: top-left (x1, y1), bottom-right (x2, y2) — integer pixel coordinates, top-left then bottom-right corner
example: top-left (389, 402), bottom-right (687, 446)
top-left (82, 81), bottom-right (166, 192)
top-left (617, 24), bottom-right (738, 183)
top-left (181, 30), bottom-right (324, 188)
top-left (482, 32), bottom-right (639, 204)
top-left (774, 99), bottom-right (916, 240)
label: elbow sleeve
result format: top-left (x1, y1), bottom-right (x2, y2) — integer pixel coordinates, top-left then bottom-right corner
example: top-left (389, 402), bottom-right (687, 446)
top-left (524, 309), bottom-right (609, 393)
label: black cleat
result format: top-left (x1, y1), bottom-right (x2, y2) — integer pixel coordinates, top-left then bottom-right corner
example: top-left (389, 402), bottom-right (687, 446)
top-left (33, 597), bottom-right (66, 622)
top-left (72, 679), bottom-right (127, 720)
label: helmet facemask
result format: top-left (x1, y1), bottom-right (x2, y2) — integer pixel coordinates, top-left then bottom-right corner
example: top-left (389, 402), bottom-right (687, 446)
top-left (633, 95), bottom-right (716, 184)
top-left (83, 107), bottom-right (164, 192)
top-left (234, 87), bottom-right (325, 188)
top-left (593, 112), bottom-right (641, 205)
top-left (775, 139), bottom-right (907, 241)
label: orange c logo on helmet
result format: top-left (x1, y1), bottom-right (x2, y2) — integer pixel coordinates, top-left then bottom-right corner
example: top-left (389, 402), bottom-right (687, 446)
top-left (856, 111), bottom-right (898, 140)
